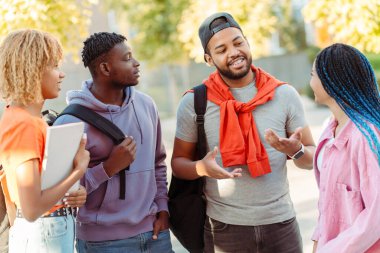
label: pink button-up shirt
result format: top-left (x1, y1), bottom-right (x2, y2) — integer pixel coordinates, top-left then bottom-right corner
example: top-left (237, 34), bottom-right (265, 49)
top-left (312, 119), bottom-right (380, 253)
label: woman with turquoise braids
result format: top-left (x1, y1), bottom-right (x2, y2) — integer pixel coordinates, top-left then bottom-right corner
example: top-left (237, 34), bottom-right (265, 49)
top-left (310, 43), bottom-right (380, 253)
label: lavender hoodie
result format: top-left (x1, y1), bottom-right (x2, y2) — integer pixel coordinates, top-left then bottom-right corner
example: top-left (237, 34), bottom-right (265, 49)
top-left (54, 80), bottom-right (168, 241)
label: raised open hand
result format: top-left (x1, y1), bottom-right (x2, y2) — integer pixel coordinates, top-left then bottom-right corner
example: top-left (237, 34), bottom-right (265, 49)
top-left (196, 147), bottom-right (242, 179)
top-left (264, 127), bottom-right (303, 156)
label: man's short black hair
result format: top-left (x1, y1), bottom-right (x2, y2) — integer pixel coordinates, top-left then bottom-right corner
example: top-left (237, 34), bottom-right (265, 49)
top-left (81, 32), bottom-right (126, 68)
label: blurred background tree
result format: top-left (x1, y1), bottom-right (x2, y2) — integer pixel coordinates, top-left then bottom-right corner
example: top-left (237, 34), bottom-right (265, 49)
top-left (2, 0), bottom-right (380, 115)
top-left (275, 0), bottom-right (307, 53)
top-left (0, 0), bottom-right (96, 61)
top-left (303, 0), bottom-right (380, 53)
top-left (104, 0), bottom-right (291, 114)
top-left (177, 0), bottom-right (278, 62)
top-left (104, 0), bottom-right (189, 66)
top-left (303, 0), bottom-right (380, 97)
top-left (103, 0), bottom-right (190, 115)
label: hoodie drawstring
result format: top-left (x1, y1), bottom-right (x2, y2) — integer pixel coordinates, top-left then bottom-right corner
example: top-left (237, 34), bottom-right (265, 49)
top-left (106, 105), bottom-right (128, 200)
top-left (132, 101), bottom-right (143, 144)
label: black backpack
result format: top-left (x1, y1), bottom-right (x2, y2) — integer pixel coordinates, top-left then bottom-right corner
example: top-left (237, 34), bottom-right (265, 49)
top-left (43, 104), bottom-right (129, 200)
top-left (168, 84), bottom-right (208, 252)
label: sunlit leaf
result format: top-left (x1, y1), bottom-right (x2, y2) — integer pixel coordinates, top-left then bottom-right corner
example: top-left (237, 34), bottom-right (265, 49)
top-left (303, 0), bottom-right (380, 53)
top-left (0, 0), bottom-right (96, 62)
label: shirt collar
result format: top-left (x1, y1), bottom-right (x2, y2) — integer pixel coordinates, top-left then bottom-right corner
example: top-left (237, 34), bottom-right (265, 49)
top-left (320, 118), bottom-right (353, 150)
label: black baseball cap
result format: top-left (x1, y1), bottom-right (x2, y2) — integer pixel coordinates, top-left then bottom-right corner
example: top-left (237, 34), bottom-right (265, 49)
top-left (198, 12), bottom-right (242, 53)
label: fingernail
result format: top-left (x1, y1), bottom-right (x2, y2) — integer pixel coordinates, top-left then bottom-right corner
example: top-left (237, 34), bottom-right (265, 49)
top-left (65, 193), bottom-right (70, 197)
top-left (152, 235), bottom-right (157, 240)
top-left (63, 198), bottom-right (67, 202)
top-left (83, 133), bottom-right (87, 139)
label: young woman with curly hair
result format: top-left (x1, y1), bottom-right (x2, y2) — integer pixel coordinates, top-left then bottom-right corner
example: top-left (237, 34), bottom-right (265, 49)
top-left (0, 29), bottom-right (90, 253)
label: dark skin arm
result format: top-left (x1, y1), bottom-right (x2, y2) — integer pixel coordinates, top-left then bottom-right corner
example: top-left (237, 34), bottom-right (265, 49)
top-left (103, 136), bottom-right (137, 177)
top-left (171, 138), bottom-right (242, 180)
top-left (152, 211), bottom-right (170, 240)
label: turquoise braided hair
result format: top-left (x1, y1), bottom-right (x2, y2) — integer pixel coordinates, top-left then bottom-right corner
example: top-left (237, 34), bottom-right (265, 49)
top-left (315, 43), bottom-right (380, 164)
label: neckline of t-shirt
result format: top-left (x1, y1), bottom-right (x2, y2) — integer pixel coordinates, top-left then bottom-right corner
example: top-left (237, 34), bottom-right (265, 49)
top-left (229, 81), bottom-right (256, 91)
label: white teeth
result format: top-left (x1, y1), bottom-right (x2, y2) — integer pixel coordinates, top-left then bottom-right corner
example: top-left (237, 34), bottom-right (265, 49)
top-left (231, 58), bottom-right (244, 66)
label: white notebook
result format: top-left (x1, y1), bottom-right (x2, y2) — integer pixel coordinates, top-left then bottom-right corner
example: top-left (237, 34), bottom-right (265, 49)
top-left (41, 122), bottom-right (84, 194)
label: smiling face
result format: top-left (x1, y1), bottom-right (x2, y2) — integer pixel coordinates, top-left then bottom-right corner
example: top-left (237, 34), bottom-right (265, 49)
top-left (41, 64), bottom-right (65, 100)
top-left (205, 27), bottom-right (252, 82)
top-left (310, 62), bottom-right (332, 105)
top-left (106, 42), bottom-right (140, 87)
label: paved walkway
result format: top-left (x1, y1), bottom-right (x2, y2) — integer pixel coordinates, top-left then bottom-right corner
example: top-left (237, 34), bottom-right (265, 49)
top-left (161, 96), bottom-right (331, 253)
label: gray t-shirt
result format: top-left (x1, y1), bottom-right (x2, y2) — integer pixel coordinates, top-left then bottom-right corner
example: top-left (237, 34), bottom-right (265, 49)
top-left (175, 82), bottom-right (306, 225)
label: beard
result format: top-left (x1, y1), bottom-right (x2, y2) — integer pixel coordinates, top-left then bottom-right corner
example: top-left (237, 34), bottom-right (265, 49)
top-left (214, 56), bottom-right (252, 80)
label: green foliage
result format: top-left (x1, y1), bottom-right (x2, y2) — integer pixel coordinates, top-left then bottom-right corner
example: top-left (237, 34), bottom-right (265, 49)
top-left (178, 0), bottom-right (278, 62)
top-left (104, 0), bottom-right (190, 66)
top-left (104, 0), bottom-right (306, 63)
top-left (275, 0), bottom-right (307, 53)
top-left (0, 0), bottom-right (95, 62)
top-left (303, 0), bottom-right (380, 53)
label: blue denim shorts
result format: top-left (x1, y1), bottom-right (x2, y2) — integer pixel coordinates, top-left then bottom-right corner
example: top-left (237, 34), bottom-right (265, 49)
top-left (9, 214), bottom-right (75, 253)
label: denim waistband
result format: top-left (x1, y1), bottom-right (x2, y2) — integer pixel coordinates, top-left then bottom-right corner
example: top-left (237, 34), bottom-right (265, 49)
top-left (16, 207), bottom-right (77, 218)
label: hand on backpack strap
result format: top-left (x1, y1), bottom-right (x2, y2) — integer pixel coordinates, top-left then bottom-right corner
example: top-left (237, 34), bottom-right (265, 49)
top-left (103, 136), bottom-right (137, 177)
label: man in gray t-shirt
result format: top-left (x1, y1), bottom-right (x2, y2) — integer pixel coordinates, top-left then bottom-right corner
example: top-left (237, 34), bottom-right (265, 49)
top-left (171, 12), bottom-right (315, 253)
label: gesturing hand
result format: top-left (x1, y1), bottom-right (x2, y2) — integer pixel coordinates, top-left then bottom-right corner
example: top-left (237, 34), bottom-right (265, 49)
top-left (196, 147), bottom-right (242, 179)
top-left (264, 127), bottom-right (303, 156)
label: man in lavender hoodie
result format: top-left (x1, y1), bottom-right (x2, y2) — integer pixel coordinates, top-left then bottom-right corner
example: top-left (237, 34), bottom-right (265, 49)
top-left (54, 32), bottom-right (173, 253)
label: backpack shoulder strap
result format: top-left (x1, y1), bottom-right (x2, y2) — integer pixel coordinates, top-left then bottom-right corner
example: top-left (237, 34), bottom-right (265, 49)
top-left (57, 104), bottom-right (128, 200)
top-left (58, 104), bottom-right (125, 145)
top-left (193, 84), bottom-right (208, 160)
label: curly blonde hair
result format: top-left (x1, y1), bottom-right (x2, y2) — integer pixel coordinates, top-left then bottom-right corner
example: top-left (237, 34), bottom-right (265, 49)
top-left (0, 29), bottom-right (63, 106)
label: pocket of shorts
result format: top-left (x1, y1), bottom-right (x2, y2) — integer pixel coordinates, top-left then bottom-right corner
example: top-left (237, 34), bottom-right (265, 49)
top-left (204, 217), bottom-right (228, 232)
top-left (45, 217), bottom-right (68, 238)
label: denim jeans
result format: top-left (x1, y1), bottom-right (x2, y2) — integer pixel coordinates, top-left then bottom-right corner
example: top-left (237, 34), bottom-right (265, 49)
top-left (76, 229), bottom-right (174, 253)
top-left (204, 216), bottom-right (302, 253)
top-left (9, 214), bottom-right (75, 253)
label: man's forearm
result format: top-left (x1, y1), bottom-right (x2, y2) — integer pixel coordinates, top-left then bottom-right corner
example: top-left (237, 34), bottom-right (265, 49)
top-left (171, 157), bottom-right (201, 180)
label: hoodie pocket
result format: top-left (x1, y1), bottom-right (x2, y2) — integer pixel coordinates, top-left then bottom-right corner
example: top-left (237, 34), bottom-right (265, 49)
top-left (95, 168), bottom-right (157, 225)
